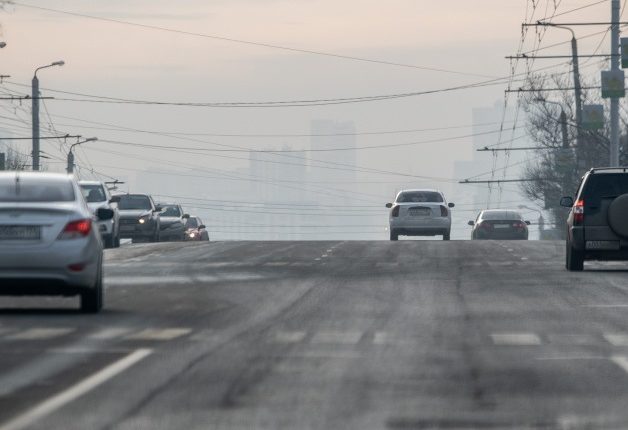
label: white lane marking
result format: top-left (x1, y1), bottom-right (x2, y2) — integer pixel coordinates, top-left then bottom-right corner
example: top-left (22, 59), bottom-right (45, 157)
top-left (490, 333), bottom-right (542, 346)
top-left (611, 356), bottom-right (628, 375)
top-left (321, 254), bottom-right (328, 258)
top-left (272, 331), bottom-right (307, 343)
top-left (314, 258), bottom-right (321, 261)
top-left (0, 349), bottom-right (152, 430)
top-left (0, 328), bottom-right (15, 337)
top-left (311, 331), bottom-right (363, 345)
top-left (89, 328), bottom-right (132, 340)
top-left (7, 328), bottom-right (75, 341)
top-left (521, 257), bottom-right (529, 261)
top-left (583, 305), bottom-right (628, 308)
top-left (373, 331), bottom-right (388, 345)
top-left (289, 350), bottom-right (361, 359)
top-left (264, 262), bottom-right (290, 267)
top-left (125, 328), bottom-right (192, 341)
top-left (603, 334), bottom-right (628, 346)
top-left (536, 355), bottom-right (607, 361)
top-left (106, 276), bottom-right (191, 286)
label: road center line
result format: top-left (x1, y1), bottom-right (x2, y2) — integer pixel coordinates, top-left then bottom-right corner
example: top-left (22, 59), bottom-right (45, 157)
top-left (0, 348), bottom-right (152, 430)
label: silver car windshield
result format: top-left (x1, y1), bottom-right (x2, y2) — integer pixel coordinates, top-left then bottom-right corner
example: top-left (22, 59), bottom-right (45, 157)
top-left (0, 175), bottom-right (75, 202)
top-left (161, 205), bottom-right (181, 217)
top-left (80, 184), bottom-right (107, 203)
top-left (119, 195), bottom-right (152, 210)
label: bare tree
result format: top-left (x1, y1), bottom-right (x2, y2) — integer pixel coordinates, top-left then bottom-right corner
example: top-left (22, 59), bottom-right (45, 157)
top-left (519, 74), bottom-right (621, 237)
top-left (2, 145), bottom-right (28, 170)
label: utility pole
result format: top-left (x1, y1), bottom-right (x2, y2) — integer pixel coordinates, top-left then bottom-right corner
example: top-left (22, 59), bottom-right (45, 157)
top-left (31, 61), bottom-right (64, 171)
top-left (560, 110), bottom-right (569, 149)
top-left (31, 74), bottom-right (39, 171)
top-left (610, 0), bottom-right (621, 166)
top-left (0, 153), bottom-right (5, 171)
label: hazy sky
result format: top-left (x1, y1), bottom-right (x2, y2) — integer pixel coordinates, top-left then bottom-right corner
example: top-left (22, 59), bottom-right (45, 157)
top-left (0, 1), bottom-right (618, 199)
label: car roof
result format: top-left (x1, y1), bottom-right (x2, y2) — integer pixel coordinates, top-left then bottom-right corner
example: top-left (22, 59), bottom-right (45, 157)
top-left (397, 189), bottom-right (442, 194)
top-left (78, 180), bottom-right (104, 186)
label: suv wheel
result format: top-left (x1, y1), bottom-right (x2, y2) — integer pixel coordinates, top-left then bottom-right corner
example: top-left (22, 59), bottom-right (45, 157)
top-left (443, 230), bottom-right (451, 241)
top-left (566, 241), bottom-right (584, 271)
top-left (103, 234), bottom-right (114, 249)
top-left (390, 230), bottom-right (399, 241)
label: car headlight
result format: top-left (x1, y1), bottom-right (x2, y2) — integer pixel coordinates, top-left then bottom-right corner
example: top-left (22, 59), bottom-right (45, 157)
top-left (138, 215), bottom-right (150, 224)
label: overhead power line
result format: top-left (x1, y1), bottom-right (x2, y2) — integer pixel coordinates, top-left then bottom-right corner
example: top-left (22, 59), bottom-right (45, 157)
top-left (13, 1), bottom-right (495, 78)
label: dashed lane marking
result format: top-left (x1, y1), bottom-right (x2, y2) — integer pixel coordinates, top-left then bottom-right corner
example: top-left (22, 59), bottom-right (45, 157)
top-left (311, 331), bottom-right (363, 345)
top-left (603, 334), bottom-right (628, 346)
top-left (272, 331), bottom-right (307, 343)
top-left (490, 333), bottom-right (542, 346)
top-left (125, 328), bottom-right (192, 341)
top-left (89, 328), bottom-right (132, 340)
top-left (583, 305), bottom-right (628, 308)
top-left (264, 262), bottom-right (290, 267)
top-left (611, 356), bottom-right (628, 375)
top-left (7, 328), bottom-right (75, 341)
top-left (0, 349), bottom-right (152, 430)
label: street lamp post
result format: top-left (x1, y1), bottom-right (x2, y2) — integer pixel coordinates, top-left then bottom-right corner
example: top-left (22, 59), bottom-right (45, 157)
top-left (32, 60), bottom-right (64, 171)
top-left (67, 137), bottom-right (97, 174)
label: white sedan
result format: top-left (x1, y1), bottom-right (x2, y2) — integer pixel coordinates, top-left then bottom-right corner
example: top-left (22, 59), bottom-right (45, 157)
top-left (386, 189), bottom-right (454, 241)
top-left (0, 172), bottom-right (112, 312)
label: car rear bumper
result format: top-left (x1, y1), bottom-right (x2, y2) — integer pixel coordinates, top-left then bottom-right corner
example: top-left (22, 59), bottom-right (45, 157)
top-left (0, 240), bottom-right (100, 291)
top-left (390, 217), bottom-right (450, 231)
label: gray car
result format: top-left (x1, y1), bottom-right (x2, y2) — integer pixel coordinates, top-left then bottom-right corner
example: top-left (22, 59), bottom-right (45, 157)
top-left (561, 167), bottom-right (628, 271)
top-left (157, 203), bottom-right (189, 241)
top-left (0, 172), bottom-right (112, 312)
top-left (117, 194), bottom-right (162, 242)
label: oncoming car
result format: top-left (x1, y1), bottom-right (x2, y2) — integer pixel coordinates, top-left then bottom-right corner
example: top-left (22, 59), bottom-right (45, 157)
top-left (157, 203), bottom-right (189, 241)
top-left (0, 172), bottom-right (112, 312)
top-left (468, 210), bottom-right (530, 240)
top-left (117, 194), bottom-right (162, 242)
top-left (386, 189), bottom-right (454, 241)
top-left (184, 216), bottom-right (209, 241)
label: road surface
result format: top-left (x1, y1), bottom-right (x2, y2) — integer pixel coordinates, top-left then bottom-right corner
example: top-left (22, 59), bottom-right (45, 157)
top-left (2, 240), bottom-right (628, 429)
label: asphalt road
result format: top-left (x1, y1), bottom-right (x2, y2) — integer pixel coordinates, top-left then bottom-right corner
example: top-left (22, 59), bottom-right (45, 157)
top-left (2, 240), bottom-right (628, 429)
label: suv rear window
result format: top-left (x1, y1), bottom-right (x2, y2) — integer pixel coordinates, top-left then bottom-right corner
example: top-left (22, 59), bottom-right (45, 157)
top-left (0, 175), bottom-right (75, 202)
top-left (481, 211), bottom-right (522, 220)
top-left (580, 174), bottom-right (628, 201)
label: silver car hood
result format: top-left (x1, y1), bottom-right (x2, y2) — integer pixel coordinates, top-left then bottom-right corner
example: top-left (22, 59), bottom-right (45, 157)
top-left (118, 209), bottom-right (152, 218)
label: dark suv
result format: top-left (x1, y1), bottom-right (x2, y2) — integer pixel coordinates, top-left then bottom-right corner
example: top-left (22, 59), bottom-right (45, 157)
top-left (117, 194), bottom-right (162, 242)
top-left (561, 167), bottom-right (628, 271)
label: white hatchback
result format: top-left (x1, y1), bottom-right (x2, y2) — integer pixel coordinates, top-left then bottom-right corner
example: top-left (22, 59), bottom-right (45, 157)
top-left (0, 172), bottom-right (112, 312)
top-left (386, 189), bottom-right (454, 241)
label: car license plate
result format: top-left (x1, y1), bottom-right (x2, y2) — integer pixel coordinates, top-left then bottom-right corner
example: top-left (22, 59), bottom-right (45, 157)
top-left (0, 225), bottom-right (41, 240)
top-left (586, 241), bottom-right (620, 250)
top-left (494, 224), bottom-right (509, 229)
top-left (120, 225), bottom-right (135, 232)
top-left (408, 208), bottom-right (430, 216)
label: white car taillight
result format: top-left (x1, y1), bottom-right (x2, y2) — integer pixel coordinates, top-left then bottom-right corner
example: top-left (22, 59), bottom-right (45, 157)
top-left (58, 219), bottom-right (92, 240)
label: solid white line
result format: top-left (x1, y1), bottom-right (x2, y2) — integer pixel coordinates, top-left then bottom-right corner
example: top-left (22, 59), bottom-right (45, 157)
top-left (583, 305), bottom-right (628, 308)
top-left (611, 355), bottom-right (628, 375)
top-left (0, 349), bottom-right (152, 430)
top-left (311, 331), bottom-right (363, 345)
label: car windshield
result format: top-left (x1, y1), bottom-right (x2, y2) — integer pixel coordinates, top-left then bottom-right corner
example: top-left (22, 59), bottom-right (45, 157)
top-left (161, 205), bottom-right (181, 217)
top-left (582, 174), bottom-right (628, 200)
top-left (118, 195), bottom-right (152, 210)
top-left (0, 175), bottom-right (75, 202)
top-left (481, 211), bottom-right (522, 220)
top-left (397, 191), bottom-right (443, 203)
top-left (186, 217), bottom-right (199, 228)
top-left (80, 184), bottom-right (107, 203)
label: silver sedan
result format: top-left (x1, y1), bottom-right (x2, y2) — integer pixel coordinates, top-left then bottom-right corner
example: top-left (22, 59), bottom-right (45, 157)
top-left (0, 172), bottom-right (112, 312)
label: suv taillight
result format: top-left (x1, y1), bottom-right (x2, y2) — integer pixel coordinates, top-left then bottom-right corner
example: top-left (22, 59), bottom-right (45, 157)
top-left (440, 205), bottom-right (448, 217)
top-left (513, 221), bottom-right (526, 229)
top-left (391, 206), bottom-right (400, 217)
top-left (480, 221), bottom-right (492, 230)
top-left (573, 199), bottom-right (584, 225)
top-left (58, 219), bottom-right (92, 240)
